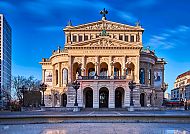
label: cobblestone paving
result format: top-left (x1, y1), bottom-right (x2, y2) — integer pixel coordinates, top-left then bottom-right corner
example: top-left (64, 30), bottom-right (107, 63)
top-left (0, 123), bottom-right (190, 134)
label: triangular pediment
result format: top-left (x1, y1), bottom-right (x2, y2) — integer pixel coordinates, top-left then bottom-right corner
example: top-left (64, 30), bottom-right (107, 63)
top-left (65, 36), bottom-right (142, 48)
top-left (64, 20), bottom-right (144, 31)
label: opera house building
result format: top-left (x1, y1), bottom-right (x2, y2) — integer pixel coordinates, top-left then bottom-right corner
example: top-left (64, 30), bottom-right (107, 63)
top-left (40, 10), bottom-right (167, 109)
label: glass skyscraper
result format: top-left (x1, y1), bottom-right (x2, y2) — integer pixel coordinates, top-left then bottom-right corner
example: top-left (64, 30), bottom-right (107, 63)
top-left (0, 14), bottom-right (12, 108)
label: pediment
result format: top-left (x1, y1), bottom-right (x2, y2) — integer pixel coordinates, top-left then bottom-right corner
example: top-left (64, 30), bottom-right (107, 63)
top-left (65, 37), bottom-right (142, 48)
top-left (64, 20), bottom-right (144, 31)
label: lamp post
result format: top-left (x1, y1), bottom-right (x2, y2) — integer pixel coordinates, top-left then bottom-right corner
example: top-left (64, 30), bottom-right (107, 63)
top-left (72, 80), bottom-right (80, 107)
top-left (161, 83), bottom-right (168, 106)
top-left (129, 80), bottom-right (136, 107)
top-left (19, 85), bottom-right (28, 107)
top-left (40, 83), bottom-right (47, 106)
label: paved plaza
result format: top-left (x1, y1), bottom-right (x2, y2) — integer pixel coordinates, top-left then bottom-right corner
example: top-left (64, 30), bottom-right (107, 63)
top-left (0, 122), bottom-right (190, 134)
top-left (0, 110), bottom-right (190, 117)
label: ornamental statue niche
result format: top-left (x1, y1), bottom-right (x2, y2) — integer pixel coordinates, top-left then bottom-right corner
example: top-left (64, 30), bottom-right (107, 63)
top-left (136, 32), bottom-right (140, 42)
top-left (67, 33), bottom-right (71, 42)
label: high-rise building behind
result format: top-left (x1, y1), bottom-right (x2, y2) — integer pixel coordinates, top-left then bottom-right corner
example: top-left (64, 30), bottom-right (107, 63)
top-left (0, 14), bottom-right (12, 108)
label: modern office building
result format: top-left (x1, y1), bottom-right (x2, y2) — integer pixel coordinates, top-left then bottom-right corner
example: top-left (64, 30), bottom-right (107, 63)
top-left (171, 70), bottom-right (190, 102)
top-left (40, 9), bottom-right (167, 109)
top-left (0, 14), bottom-right (12, 108)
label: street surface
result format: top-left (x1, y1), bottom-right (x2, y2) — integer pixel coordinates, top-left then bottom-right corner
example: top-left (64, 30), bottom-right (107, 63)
top-left (0, 123), bottom-right (190, 134)
top-left (0, 110), bottom-right (190, 117)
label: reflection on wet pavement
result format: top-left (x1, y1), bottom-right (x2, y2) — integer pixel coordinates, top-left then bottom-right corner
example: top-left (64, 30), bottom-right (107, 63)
top-left (41, 129), bottom-right (190, 134)
top-left (1, 123), bottom-right (190, 134)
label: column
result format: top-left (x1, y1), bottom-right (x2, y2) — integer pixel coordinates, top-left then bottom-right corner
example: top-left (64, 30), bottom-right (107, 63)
top-left (122, 56), bottom-right (126, 76)
top-left (52, 65), bottom-right (56, 86)
top-left (81, 56), bottom-right (85, 76)
top-left (76, 34), bottom-right (79, 42)
top-left (71, 34), bottom-right (73, 42)
top-left (77, 85), bottom-right (83, 107)
top-left (42, 69), bottom-right (46, 83)
top-left (135, 56), bottom-right (140, 83)
top-left (93, 84), bottom-right (99, 108)
top-left (95, 56), bottom-right (99, 76)
top-left (133, 85), bottom-right (141, 107)
top-left (108, 56), bottom-right (113, 76)
top-left (58, 62), bottom-right (61, 87)
top-left (109, 83), bottom-right (115, 108)
top-left (68, 56), bottom-right (72, 83)
top-left (124, 86), bottom-right (130, 107)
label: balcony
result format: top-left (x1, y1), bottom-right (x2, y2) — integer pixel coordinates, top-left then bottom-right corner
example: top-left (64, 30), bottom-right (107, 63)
top-left (77, 76), bottom-right (127, 80)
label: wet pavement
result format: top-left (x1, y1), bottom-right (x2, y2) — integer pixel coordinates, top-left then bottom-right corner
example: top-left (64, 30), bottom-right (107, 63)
top-left (0, 110), bottom-right (190, 117)
top-left (0, 123), bottom-right (190, 134)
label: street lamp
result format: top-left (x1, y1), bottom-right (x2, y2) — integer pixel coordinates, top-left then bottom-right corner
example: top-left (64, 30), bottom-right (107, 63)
top-left (128, 80), bottom-right (136, 107)
top-left (161, 83), bottom-right (168, 106)
top-left (19, 85), bottom-right (28, 107)
top-left (40, 83), bottom-right (47, 106)
top-left (72, 80), bottom-right (80, 107)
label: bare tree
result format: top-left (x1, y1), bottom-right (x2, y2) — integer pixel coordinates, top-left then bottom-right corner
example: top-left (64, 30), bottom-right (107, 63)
top-left (12, 76), bottom-right (41, 103)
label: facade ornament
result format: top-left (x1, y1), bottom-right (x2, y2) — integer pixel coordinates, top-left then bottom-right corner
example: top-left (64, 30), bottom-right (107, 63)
top-left (67, 20), bottom-right (72, 26)
top-left (58, 46), bottom-right (61, 53)
top-left (67, 33), bottom-right (71, 42)
top-left (100, 8), bottom-right (108, 20)
top-left (135, 20), bottom-right (140, 27)
top-left (136, 32), bottom-right (140, 42)
top-left (100, 29), bottom-right (109, 36)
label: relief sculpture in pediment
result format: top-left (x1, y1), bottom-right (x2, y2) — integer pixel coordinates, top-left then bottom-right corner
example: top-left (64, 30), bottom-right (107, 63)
top-left (89, 39), bottom-right (120, 47)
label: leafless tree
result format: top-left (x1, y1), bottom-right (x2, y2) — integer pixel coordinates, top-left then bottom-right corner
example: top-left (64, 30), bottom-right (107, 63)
top-left (12, 76), bottom-right (41, 103)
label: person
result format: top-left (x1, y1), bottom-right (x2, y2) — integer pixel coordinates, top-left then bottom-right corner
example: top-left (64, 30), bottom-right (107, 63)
top-left (184, 100), bottom-right (188, 110)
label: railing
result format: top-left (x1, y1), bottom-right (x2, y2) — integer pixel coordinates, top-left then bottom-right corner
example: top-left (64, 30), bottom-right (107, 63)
top-left (78, 76), bottom-right (126, 80)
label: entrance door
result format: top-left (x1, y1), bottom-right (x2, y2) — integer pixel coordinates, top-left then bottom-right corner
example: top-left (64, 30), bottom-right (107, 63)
top-left (62, 93), bottom-right (67, 107)
top-left (85, 90), bottom-right (93, 108)
top-left (140, 93), bottom-right (145, 107)
top-left (99, 88), bottom-right (109, 108)
top-left (115, 90), bottom-right (122, 108)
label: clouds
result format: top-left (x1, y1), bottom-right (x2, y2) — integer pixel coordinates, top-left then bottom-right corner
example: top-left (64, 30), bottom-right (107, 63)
top-left (146, 25), bottom-right (190, 50)
top-left (116, 10), bottom-right (137, 23)
top-left (37, 26), bottom-right (63, 32)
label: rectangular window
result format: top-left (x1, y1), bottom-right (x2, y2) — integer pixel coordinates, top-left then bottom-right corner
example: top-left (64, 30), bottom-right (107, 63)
top-left (73, 35), bottom-right (77, 42)
top-left (130, 35), bottom-right (134, 42)
top-left (119, 35), bottom-right (123, 40)
top-left (84, 35), bottom-right (88, 41)
top-left (124, 35), bottom-right (128, 42)
top-left (149, 69), bottom-right (151, 85)
top-left (79, 35), bottom-right (82, 42)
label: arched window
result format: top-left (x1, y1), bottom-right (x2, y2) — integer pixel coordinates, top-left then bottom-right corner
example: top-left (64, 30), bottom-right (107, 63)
top-left (100, 62), bottom-right (108, 76)
top-left (55, 70), bottom-right (58, 85)
top-left (62, 68), bottom-right (68, 85)
top-left (139, 68), bottom-right (145, 84)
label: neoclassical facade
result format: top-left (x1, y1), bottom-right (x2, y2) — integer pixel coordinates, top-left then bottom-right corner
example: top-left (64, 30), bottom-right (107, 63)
top-left (171, 70), bottom-right (190, 102)
top-left (40, 11), bottom-right (167, 109)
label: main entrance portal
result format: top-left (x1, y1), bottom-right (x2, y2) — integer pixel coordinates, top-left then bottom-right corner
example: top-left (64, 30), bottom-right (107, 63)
top-left (84, 88), bottom-right (93, 108)
top-left (115, 87), bottom-right (124, 108)
top-left (99, 87), bottom-right (109, 108)
top-left (140, 93), bottom-right (145, 107)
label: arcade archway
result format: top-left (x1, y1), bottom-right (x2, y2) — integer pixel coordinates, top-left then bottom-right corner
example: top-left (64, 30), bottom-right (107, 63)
top-left (99, 87), bottom-right (109, 108)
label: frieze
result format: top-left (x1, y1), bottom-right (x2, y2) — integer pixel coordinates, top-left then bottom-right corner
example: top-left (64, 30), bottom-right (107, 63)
top-left (69, 49), bottom-right (140, 56)
top-left (73, 57), bottom-right (82, 64)
top-left (89, 39), bottom-right (120, 47)
top-left (113, 57), bottom-right (123, 64)
top-left (67, 21), bottom-right (143, 31)
top-left (61, 62), bottom-right (69, 68)
top-left (86, 57), bottom-right (96, 63)
top-left (100, 57), bottom-right (109, 64)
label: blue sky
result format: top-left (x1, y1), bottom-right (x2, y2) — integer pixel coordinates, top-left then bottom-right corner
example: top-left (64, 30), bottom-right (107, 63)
top-left (0, 0), bottom-right (190, 93)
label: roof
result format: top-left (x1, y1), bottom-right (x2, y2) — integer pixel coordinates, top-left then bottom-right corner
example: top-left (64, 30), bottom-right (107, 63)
top-left (176, 70), bottom-right (190, 79)
top-left (64, 19), bottom-right (144, 31)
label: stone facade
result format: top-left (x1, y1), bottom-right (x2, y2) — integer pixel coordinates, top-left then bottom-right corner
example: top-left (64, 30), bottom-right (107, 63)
top-left (171, 70), bottom-right (190, 102)
top-left (40, 11), bottom-right (167, 108)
